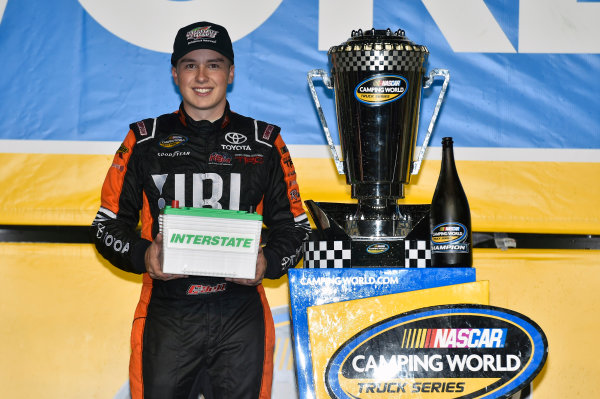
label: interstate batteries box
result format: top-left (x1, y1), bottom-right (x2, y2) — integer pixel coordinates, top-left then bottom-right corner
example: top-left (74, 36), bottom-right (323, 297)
top-left (159, 206), bottom-right (262, 279)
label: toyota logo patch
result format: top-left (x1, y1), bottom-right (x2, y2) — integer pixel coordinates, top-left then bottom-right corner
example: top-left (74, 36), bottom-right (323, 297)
top-left (225, 132), bottom-right (248, 145)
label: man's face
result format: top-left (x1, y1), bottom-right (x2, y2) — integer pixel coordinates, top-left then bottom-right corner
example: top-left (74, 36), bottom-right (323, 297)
top-left (172, 49), bottom-right (234, 122)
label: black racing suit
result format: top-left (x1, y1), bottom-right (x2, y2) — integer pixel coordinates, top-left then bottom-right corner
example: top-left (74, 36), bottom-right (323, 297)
top-left (91, 103), bottom-right (310, 399)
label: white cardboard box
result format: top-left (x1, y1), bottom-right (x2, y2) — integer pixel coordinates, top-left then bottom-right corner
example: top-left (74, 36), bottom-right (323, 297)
top-left (160, 207), bottom-right (262, 279)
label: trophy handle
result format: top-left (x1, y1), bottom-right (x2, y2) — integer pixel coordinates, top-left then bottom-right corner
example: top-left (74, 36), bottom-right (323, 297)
top-left (412, 68), bottom-right (451, 175)
top-left (307, 69), bottom-right (345, 175)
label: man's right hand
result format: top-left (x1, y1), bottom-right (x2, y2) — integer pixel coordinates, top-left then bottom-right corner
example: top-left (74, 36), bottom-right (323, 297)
top-left (145, 233), bottom-right (187, 280)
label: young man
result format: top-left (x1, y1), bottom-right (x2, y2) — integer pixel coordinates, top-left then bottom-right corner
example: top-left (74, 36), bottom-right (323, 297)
top-left (91, 21), bottom-right (310, 399)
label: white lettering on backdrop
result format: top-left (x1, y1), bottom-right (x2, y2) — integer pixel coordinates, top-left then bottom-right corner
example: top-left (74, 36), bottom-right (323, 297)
top-left (422, 0), bottom-right (600, 53)
top-left (77, 0), bottom-right (283, 52)
top-left (72, 0), bottom-right (600, 54)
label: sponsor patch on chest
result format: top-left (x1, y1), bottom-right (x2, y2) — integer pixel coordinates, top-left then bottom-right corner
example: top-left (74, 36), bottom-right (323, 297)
top-left (159, 134), bottom-right (188, 148)
top-left (209, 152), bottom-right (233, 165)
top-left (222, 132), bottom-right (251, 151)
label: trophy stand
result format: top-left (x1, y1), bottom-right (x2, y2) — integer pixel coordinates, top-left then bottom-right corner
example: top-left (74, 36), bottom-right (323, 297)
top-left (304, 200), bottom-right (431, 268)
top-left (305, 28), bottom-right (450, 269)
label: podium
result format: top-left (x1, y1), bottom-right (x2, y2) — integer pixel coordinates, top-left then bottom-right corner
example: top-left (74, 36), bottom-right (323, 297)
top-left (288, 266), bottom-right (546, 399)
top-left (288, 267), bottom-right (483, 399)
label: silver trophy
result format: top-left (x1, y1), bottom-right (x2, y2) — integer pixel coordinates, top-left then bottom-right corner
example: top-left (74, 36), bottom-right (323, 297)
top-left (305, 28), bottom-right (449, 266)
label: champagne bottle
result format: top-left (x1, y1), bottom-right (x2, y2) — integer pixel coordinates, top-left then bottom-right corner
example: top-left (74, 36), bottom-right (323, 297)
top-left (430, 137), bottom-right (472, 267)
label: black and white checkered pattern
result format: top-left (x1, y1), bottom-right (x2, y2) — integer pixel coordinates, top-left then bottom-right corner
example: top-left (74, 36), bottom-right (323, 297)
top-left (303, 240), bottom-right (352, 268)
top-left (404, 240), bottom-right (431, 268)
top-left (331, 50), bottom-right (425, 72)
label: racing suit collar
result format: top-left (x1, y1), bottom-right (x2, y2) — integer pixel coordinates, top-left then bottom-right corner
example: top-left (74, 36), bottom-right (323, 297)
top-left (178, 102), bottom-right (231, 131)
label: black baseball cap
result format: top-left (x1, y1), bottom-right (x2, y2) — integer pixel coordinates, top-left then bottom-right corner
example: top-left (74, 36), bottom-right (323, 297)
top-left (171, 21), bottom-right (234, 66)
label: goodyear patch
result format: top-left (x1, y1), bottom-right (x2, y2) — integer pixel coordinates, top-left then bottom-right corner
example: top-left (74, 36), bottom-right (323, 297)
top-left (159, 134), bottom-right (188, 149)
top-left (325, 304), bottom-right (547, 399)
top-left (354, 75), bottom-right (408, 105)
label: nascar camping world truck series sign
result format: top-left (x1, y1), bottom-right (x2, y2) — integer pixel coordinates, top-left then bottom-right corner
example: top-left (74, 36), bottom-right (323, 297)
top-left (324, 305), bottom-right (547, 399)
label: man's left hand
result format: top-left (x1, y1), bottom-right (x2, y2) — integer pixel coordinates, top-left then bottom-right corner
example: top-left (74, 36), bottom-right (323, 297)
top-left (226, 246), bottom-right (266, 286)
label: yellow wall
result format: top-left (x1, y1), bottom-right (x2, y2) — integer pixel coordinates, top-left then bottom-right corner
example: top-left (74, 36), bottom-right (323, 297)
top-left (475, 249), bottom-right (600, 398)
top-left (1, 152), bottom-right (599, 234)
top-left (0, 244), bottom-right (140, 398)
top-left (1, 146), bottom-right (598, 397)
top-left (0, 243), bottom-right (598, 398)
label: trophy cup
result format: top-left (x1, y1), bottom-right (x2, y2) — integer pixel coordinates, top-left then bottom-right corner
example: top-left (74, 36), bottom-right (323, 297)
top-left (305, 28), bottom-right (449, 267)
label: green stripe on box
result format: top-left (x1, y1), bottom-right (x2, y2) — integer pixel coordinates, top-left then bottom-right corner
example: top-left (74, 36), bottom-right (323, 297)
top-left (162, 206), bottom-right (263, 221)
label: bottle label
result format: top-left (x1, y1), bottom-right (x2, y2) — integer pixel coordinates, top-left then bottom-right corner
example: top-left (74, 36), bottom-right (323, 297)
top-left (431, 222), bottom-right (469, 253)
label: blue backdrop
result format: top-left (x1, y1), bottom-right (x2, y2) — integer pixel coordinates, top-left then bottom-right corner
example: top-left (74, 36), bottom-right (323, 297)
top-left (0, 0), bottom-right (598, 149)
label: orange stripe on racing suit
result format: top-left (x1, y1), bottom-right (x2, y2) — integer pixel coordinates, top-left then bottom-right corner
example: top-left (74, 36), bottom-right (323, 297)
top-left (273, 135), bottom-right (305, 218)
top-left (257, 284), bottom-right (275, 399)
top-left (129, 273), bottom-right (154, 399)
top-left (101, 130), bottom-right (137, 214)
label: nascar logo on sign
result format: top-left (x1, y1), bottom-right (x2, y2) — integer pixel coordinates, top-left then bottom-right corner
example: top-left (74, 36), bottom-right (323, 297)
top-left (325, 304), bottom-right (547, 399)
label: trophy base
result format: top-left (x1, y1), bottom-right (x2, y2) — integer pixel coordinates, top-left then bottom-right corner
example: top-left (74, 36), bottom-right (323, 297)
top-left (304, 200), bottom-right (432, 268)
